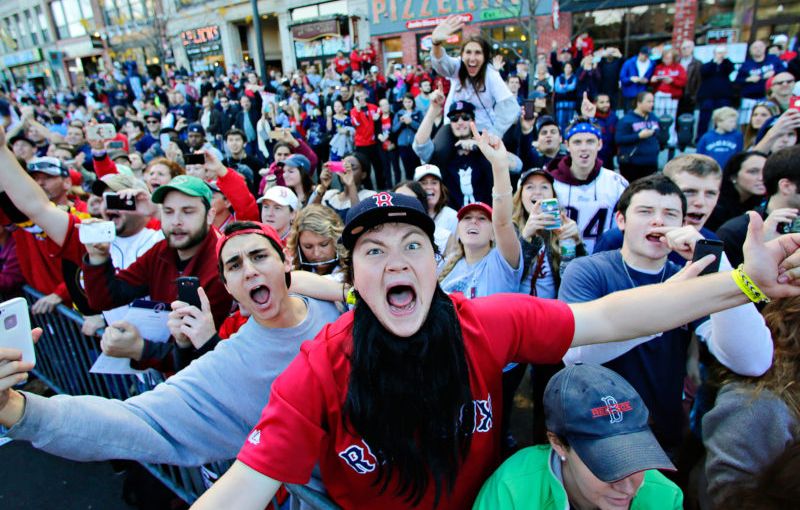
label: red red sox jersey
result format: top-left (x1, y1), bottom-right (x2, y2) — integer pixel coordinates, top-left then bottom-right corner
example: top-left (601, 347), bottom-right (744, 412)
top-left (237, 293), bottom-right (574, 509)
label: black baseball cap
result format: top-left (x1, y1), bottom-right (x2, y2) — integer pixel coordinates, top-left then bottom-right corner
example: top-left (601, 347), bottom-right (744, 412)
top-left (448, 100), bottom-right (476, 118)
top-left (518, 168), bottom-right (554, 188)
top-left (342, 192), bottom-right (435, 251)
top-left (535, 115), bottom-right (560, 135)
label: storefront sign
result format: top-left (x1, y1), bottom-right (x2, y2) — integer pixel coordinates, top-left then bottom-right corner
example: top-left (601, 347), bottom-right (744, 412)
top-left (370, 0), bottom-right (541, 36)
top-left (419, 33), bottom-right (460, 50)
top-left (2, 48), bottom-right (42, 68)
top-left (181, 26), bottom-right (221, 48)
top-left (559, 0), bottom-right (666, 12)
top-left (707, 28), bottom-right (738, 44)
top-left (290, 18), bottom-right (341, 41)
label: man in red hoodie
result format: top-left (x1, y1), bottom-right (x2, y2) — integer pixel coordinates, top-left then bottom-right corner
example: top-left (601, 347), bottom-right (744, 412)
top-left (350, 89), bottom-right (387, 189)
top-left (652, 49), bottom-right (687, 149)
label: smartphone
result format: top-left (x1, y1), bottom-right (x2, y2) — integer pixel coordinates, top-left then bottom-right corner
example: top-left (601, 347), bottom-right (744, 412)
top-left (327, 161), bottom-right (345, 174)
top-left (789, 217), bottom-right (800, 233)
top-left (87, 123), bottom-right (117, 141)
top-left (159, 133), bottom-right (171, 147)
top-left (523, 100), bottom-right (536, 121)
top-left (0, 297), bottom-right (35, 365)
top-left (107, 141), bottom-right (124, 150)
top-left (176, 276), bottom-right (202, 308)
top-left (692, 239), bottom-right (724, 276)
top-left (78, 220), bottom-right (116, 244)
top-left (104, 192), bottom-right (137, 211)
top-left (539, 198), bottom-right (561, 230)
top-left (790, 96), bottom-right (800, 112)
top-left (184, 153), bottom-right (206, 165)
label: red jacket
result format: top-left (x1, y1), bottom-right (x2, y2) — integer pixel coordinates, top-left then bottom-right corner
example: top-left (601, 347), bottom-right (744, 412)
top-left (652, 63), bottom-right (688, 99)
top-left (82, 227), bottom-right (231, 329)
top-left (350, 104), bottom-right (379, 147)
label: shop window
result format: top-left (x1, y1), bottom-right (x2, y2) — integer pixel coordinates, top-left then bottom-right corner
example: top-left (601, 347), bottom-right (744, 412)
top-left (572, 5), bottom-right (674, 58)
top-left (291, 1), bottom-right (348, 22)
top-left (37, 7), bottom-right (49, 43)
top-left (51, 0), bottom-right (92, 39)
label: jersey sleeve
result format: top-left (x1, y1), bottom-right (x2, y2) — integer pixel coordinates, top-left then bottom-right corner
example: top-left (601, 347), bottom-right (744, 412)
top-left (470, 294), bottom-right (575, 366)
top-left (47, 213), bottom-right (86, 264)
top-left (237, 345), bottom-right (326, 484)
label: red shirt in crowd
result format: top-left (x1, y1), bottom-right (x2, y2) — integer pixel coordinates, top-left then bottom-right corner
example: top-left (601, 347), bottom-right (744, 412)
top-left (652, 62), bottom-right (688, 99)
top-left (350, 103), bottom-right (379, 147)
top-left (237, 293), bottom-right (575, 509)
top-left (349, 49), bottom-right (362, 72)
top-left (334, 57), bottom-right (349, 74)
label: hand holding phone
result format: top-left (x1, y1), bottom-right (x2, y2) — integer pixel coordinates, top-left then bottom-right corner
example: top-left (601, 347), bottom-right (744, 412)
top-left (87, 123), bottom-right (117, 141)
top-left (78, 220), bottom-right (116, 244)
top-left (0, 298), bottom-right (35, 365)
top-left (523, 100), bottom-right (536, 121)
top-left (176, 276), bottom-right (202, 309)
top-left (104, 192), bottom-right (137, 211)
top-left (692, 239), bottom-right (724, 276)
top-left (327, 161), bottom-right (345, 173)
top-left (184, 153), bottom-right (206, 165)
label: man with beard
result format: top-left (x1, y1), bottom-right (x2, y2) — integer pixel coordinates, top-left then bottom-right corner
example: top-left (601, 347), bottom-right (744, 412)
top-left (190, 125), bottom-right (800, 508)
top-left (0, 222), bottom-right (340, 502)
top-left (80, 174), bottom-right (231, 368)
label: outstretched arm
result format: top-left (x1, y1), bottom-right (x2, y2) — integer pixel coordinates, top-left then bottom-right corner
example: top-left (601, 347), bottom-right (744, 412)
top-left (570, 213), bottom-right (800, 347)
top-left (191, 461), bottom-right (281, 509)
top-left (0, 126), bottom-right (70, 246)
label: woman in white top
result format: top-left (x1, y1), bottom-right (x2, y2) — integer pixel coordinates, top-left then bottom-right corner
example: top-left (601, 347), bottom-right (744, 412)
top-left (430, 15), bottom-right (519, 137)
top-left (438, 126), bottom-right (522, 298)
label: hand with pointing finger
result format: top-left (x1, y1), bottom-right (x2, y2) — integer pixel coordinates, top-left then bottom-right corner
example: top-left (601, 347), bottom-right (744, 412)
top-left (168, 287), bottom-right (216, 349)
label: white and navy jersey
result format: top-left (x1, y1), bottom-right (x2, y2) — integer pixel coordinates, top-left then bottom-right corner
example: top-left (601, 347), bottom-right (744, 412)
top-left (553, 169), bottom-right (628, 253)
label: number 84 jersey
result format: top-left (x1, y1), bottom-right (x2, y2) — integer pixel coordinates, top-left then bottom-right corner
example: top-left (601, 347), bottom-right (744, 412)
top-left (553, 168), bottom-right (629, 254)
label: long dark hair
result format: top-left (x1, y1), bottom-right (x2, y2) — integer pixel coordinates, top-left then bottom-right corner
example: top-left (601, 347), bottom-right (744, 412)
top-left (457, 37), bottom-right (491, 94)
top-left (343, 286), bottom-right (474, 506)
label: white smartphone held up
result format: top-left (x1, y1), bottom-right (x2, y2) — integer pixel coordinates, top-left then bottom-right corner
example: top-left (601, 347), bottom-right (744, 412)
top-left (0, 298), bottom-right (35, 365)
top-left (78, 220), bottom-right (116, 244)
top-left (86, 123), bottom-right (117, 141)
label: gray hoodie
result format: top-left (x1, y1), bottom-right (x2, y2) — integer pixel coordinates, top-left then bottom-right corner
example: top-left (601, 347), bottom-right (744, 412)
top-left (6, 296), bottom-right (340, 466)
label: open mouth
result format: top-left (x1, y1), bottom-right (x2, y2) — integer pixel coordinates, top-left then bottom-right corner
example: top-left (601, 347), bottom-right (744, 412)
top-left (686, 212), bottom-right (705, 223)
top-left (386, 284), bottom-right (417, 314)
top-left (645, 232), bottom-right (664, 243)
top-left (249, 285), bottom-right (271, 306)
top-left (466, 227), bottom-right (480, 235)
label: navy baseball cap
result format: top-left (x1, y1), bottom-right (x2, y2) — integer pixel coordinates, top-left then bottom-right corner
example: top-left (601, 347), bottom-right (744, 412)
top-left (544, 364), bottom-right (675, 482)
top-left (187, 123), bottom-right (205, 135)
top-left (144, 112), bottom-right (161, 121)
top-left (342, 191), bottom-right (435, 251)
top-left (280, 154), bottom-right (311, 173)
top-left (448, 100), bottom-right (476, 118)
top-left (535, 115), bottom-right (560, 135)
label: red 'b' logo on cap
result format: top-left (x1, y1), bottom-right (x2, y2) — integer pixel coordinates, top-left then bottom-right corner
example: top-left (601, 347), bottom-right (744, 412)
top-left (373, 192), bottom-right (394, 207)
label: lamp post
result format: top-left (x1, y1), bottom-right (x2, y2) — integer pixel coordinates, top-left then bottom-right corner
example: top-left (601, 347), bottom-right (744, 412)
top-left (251, 0), bottom-right (267, 82)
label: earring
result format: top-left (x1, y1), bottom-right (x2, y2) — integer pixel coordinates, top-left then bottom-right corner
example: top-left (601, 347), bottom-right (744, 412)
top-left (560, 456), bottom-right (566, 462)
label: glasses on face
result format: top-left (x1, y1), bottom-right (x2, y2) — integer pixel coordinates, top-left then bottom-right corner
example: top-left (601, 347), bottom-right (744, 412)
top-left (146, 119), bottom-right (159, 124)
top-left (448, 113), bottom-right (474, 123)
top-left (773, 79), bottom-right (795, 87)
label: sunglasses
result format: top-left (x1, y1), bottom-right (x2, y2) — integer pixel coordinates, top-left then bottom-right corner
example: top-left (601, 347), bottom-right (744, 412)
top-left (773, 79), bottom-right (795, 86)
top-left (448, 113), bottom-right (474, 122)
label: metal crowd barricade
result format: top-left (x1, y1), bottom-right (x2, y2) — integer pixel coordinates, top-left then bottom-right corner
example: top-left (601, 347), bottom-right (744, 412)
top-left (21, 285), bottom-right (340, 509)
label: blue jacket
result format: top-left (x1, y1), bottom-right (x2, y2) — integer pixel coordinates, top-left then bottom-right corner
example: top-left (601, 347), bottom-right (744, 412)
top-left (620, 56), bottom-right (655, 99)
top-left (391, 109), bottom-right (422, 147)
top-left (735, 55), bottom-right (786, 99)
top-left (616, 111), bottom-right (660, 166)
top-left (697, 129), bottom-right (743, 170)
top-left (594, 111), bottom-right (618, 168)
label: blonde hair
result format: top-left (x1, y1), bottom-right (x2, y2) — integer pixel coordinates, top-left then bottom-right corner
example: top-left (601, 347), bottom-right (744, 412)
top-left (662, 153), bottom-right (722, 180)
top-left (511, 174), bottom-right (562, 268)
top-left (285, 205), bottom-right (347, 271)
top-left (712, 106), bottom-right (738, 129)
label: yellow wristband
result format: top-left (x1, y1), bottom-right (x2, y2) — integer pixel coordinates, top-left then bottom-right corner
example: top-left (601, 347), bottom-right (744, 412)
top-left (732, 264), bottom-right (771, 304)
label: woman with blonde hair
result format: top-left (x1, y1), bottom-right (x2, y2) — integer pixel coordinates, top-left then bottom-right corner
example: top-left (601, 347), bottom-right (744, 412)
top-left (285, 204), bottom-right (346, 278)
top-left (703, 296), bottom-right (800, 508)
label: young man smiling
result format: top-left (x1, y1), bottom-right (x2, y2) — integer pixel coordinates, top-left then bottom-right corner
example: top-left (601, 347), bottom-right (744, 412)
top-left (0, 222), bottom-right (340, 497)
top-left (547, 117), bottom-right (629, 253)
top-left (559, 175), bottom-right (772, 457)
top-left (191, 131), bottom-right (800, 509)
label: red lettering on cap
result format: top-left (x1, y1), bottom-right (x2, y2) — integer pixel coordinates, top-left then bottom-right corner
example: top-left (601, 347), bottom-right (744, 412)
top-left (590, 401), bottom-right (632, 418)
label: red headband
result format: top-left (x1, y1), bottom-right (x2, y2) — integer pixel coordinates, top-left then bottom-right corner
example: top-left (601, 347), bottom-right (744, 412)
top-left (215, 223), bottom-right (284, 260)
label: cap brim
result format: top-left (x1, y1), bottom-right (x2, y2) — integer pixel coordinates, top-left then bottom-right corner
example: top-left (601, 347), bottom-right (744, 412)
top-left (91, 180), bottom-right (110, 197)
top-left (342, 206), bottom-right (434, 251)
top-left (570, 429), bottom-right (675, 483)
top-left (457, 203), bottom-right (493, 221)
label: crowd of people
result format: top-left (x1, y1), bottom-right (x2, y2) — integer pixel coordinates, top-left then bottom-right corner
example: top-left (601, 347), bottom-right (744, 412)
top-left (2, 15), bottom-right (800, 510)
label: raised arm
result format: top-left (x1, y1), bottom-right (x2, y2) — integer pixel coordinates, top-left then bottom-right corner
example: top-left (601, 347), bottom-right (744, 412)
top-left (430, 15), bottom-right (465, 71)
top-left (471, 123), bottom-right (520, 269)
top-left (0, 126), bottom-right (70, 246)
top-left (412, 84), bottom-right (445, 163)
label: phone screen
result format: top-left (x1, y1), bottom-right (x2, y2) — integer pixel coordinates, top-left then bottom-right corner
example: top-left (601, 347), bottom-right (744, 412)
top-left (104, 193), bottom-right (137, 211)
top-left (523, 100), bottom-right (536, 120)
top-left (692, 239), bottom-right (724, 276)
top-left (184, 153), bottom-right (206, 165)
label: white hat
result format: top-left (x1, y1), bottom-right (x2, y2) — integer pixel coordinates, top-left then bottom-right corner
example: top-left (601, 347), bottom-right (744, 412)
top-left (257, 185), bottom-right (299, 211)
top-left (774, 34), bottom-right (788, 44)
top-left (413, 164), bottom-right (442, 181)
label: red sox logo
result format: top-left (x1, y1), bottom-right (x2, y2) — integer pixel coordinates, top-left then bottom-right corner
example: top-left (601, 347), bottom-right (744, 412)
top-left (591, 395), bottom-right (632, 424)
top-left (372, 192), bottom-right (394, 207)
